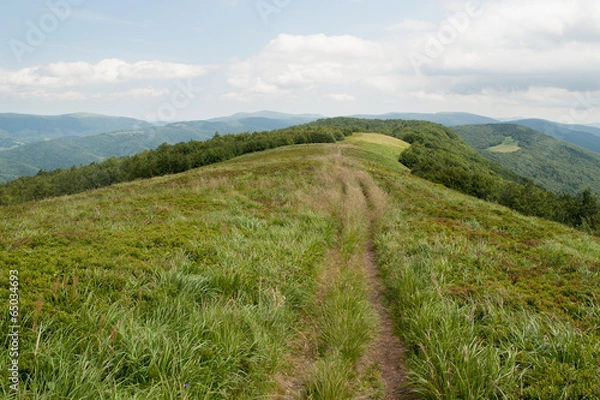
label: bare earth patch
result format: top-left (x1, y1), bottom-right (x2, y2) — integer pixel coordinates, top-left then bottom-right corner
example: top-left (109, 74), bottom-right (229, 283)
top-left (362, 244), bottom-right (418, 400)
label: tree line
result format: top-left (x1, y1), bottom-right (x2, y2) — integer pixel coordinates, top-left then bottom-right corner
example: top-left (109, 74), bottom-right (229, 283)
top-left (1, 116), bottom-right (598, 234)
top-left (0, 125), bottom-right (351, 206)
top-left (312, 118), bottom-right (600, 234)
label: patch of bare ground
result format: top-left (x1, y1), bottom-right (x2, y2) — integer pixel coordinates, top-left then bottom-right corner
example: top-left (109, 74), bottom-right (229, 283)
top-left (358, 173), bottom-right (418, 400)
top-left (361, 244), bottom-right (417, 400)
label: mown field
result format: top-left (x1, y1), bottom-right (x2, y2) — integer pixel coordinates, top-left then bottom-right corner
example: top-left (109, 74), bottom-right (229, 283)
top-left (1, 134), bottom-right (600, 398)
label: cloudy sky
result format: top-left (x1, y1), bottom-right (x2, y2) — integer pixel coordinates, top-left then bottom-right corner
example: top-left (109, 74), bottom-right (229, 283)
top-left (1, 0), bottom-right (599, 123)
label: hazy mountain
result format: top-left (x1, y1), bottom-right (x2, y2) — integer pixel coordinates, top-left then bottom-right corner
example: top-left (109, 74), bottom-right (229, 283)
top-left (0, 115), bottom-right (318, 180)
top-left (351, 112), bottom-right (499, 126)
top-left (507, 119), bottom-right (600, 153)
top-left (0, 112), bottom-right (152, 144)
top-left (0, 158), bottom-right (39, 182)
top-left (453, 123), bottom-right (600, 194)
top-left (209, 110), bottom-right (324, 123)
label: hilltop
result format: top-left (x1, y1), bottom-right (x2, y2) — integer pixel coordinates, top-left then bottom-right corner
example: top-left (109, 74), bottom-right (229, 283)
top-left (1, 123), bottom-right (600, 398)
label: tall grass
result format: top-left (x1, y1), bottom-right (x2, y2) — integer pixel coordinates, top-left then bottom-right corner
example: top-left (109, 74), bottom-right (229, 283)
top-left (0, 146), bottom-right (341, 398)
top-left (369, 165), bottom-right (600, 398)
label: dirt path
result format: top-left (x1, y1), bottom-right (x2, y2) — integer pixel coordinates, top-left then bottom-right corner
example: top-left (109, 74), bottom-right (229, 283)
top-left (362, 243), bottom-right (417, 399)
top-left (357, 172), bottom-right (418, 399)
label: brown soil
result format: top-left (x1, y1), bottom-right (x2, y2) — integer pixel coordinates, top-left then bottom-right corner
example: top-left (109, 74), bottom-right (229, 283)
top-left (362, 244), bottom-right (418, 399)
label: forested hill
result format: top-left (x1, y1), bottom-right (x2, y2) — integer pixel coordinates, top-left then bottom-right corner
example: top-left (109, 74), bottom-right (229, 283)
top-left (453, 124), bottom-right (600, 195)
top-left (1, 117), bottom-right (598, 235)
top-left (0, 112), bottom-right (152, 145)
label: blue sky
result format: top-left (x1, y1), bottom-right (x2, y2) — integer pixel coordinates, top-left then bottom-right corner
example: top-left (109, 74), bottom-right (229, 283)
top-left (1, 0), bottom-right (599, 123)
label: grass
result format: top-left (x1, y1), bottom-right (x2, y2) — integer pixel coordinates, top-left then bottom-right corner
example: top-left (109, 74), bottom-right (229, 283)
top-left (487, 137), bottom-right (521, 153)
top-left (2, 137), bottom-right (600, 398)
top-left (366, 159), bottom-right (600, 398)
top-left (0, 145), bottom-right (382, 399)
top-left (344, 133), bottom-right (410, 165)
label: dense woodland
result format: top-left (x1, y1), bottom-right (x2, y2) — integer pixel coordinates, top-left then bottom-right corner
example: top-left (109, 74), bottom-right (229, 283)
top-left (1, 118), bottom-right (598, 234)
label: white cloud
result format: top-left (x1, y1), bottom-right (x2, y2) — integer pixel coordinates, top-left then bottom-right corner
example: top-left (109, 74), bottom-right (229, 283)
top-left (226, 33), bottom-right (406, 97)
top-left (386, 19), bottom-right (437, 33)
top-left (223, 2), bottom-right (600, 121)
top-left (0, 59), bottom-right (207, 91)
top-left (326, 93), bottom-right (356, 102)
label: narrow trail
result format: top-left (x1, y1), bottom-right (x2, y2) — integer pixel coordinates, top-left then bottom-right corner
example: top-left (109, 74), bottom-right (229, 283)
top-left (358, 173), bottom-right (418, 400)
top-left (362, 242), bottom-right (416, 399)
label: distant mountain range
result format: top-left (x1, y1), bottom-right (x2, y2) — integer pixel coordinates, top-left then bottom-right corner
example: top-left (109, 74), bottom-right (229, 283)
top-left (0, 113), bottom-right (152, 147)
top-left (1, 110), bottom-right (599, 186)
top-left (0, 112), bottom-right (320, 182)
top-left (351, 112), bottom-right (499, 126)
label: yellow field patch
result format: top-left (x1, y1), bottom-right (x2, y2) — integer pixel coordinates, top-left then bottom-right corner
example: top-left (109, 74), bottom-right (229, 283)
top-left (347, 133), bottom-right (411, 152)
top-left (487, 137), bottom-right (521, 153)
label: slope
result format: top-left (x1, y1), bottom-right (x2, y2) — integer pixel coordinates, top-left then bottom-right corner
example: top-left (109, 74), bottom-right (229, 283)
top-left (0, 142), bottom-right (407, 399)
top-left (0, 159), bottom-right (39, 182)
top-left (0, 116), bottom-right (323, 181)
top-left (0, 112), bottom-right (152, 143)
top-left (2, 133), bottom-right (600, 398)
top-left (453, 124), bottom-right (600, 195)
top-left (509, 119), bottom-right (600, 153)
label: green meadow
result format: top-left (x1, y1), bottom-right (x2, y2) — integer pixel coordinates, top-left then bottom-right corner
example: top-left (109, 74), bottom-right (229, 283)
top-left (1, 132), bottom-right (599, 398)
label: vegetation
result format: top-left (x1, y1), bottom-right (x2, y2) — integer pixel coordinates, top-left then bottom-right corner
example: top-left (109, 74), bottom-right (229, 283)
top-left (0, 125), bottom-right (350, 206)
top-left (313, 118), bottom-right (600, 235)
top-left (454, 124), bottom-right (600, 194)
top-left (2, 117), bottom-right (599, 235)
top-left (0, 115), bottom-right (319, 181)
top-left (367, 162), bottom-right (600, 398)
top-left (487, 136), bottom-right (521, 153)
top-left (510, 118), bottom-right (600, 154)
top-left (2, 133), bottom-right (600, 398)
top-left (0, 144), bottom-right (382, 398)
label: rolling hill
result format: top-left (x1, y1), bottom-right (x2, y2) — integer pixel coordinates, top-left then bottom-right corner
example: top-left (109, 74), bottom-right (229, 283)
top-left (352, 112), bottom-right (499, 126)
top-left (0, 112), bottom-right (152, 144)
top-left (1, 126), bottom-right (599, 398)
top-left (453, 124), bottom-right (600, 195)
top-left (0, 114), bottom-right (324, 182)
top-left (508, 119), bottom-right (600, 153)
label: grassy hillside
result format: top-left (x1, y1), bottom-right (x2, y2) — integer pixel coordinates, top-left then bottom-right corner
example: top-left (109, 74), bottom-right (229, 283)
top-left (453, 124), bottom-right (600, 195)
top-left (2, 136), bottom-right (600, 398)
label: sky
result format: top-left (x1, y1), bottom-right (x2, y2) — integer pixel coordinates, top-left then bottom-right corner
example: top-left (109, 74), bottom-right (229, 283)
top-left (0, 0), bottom-right (599, 124)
